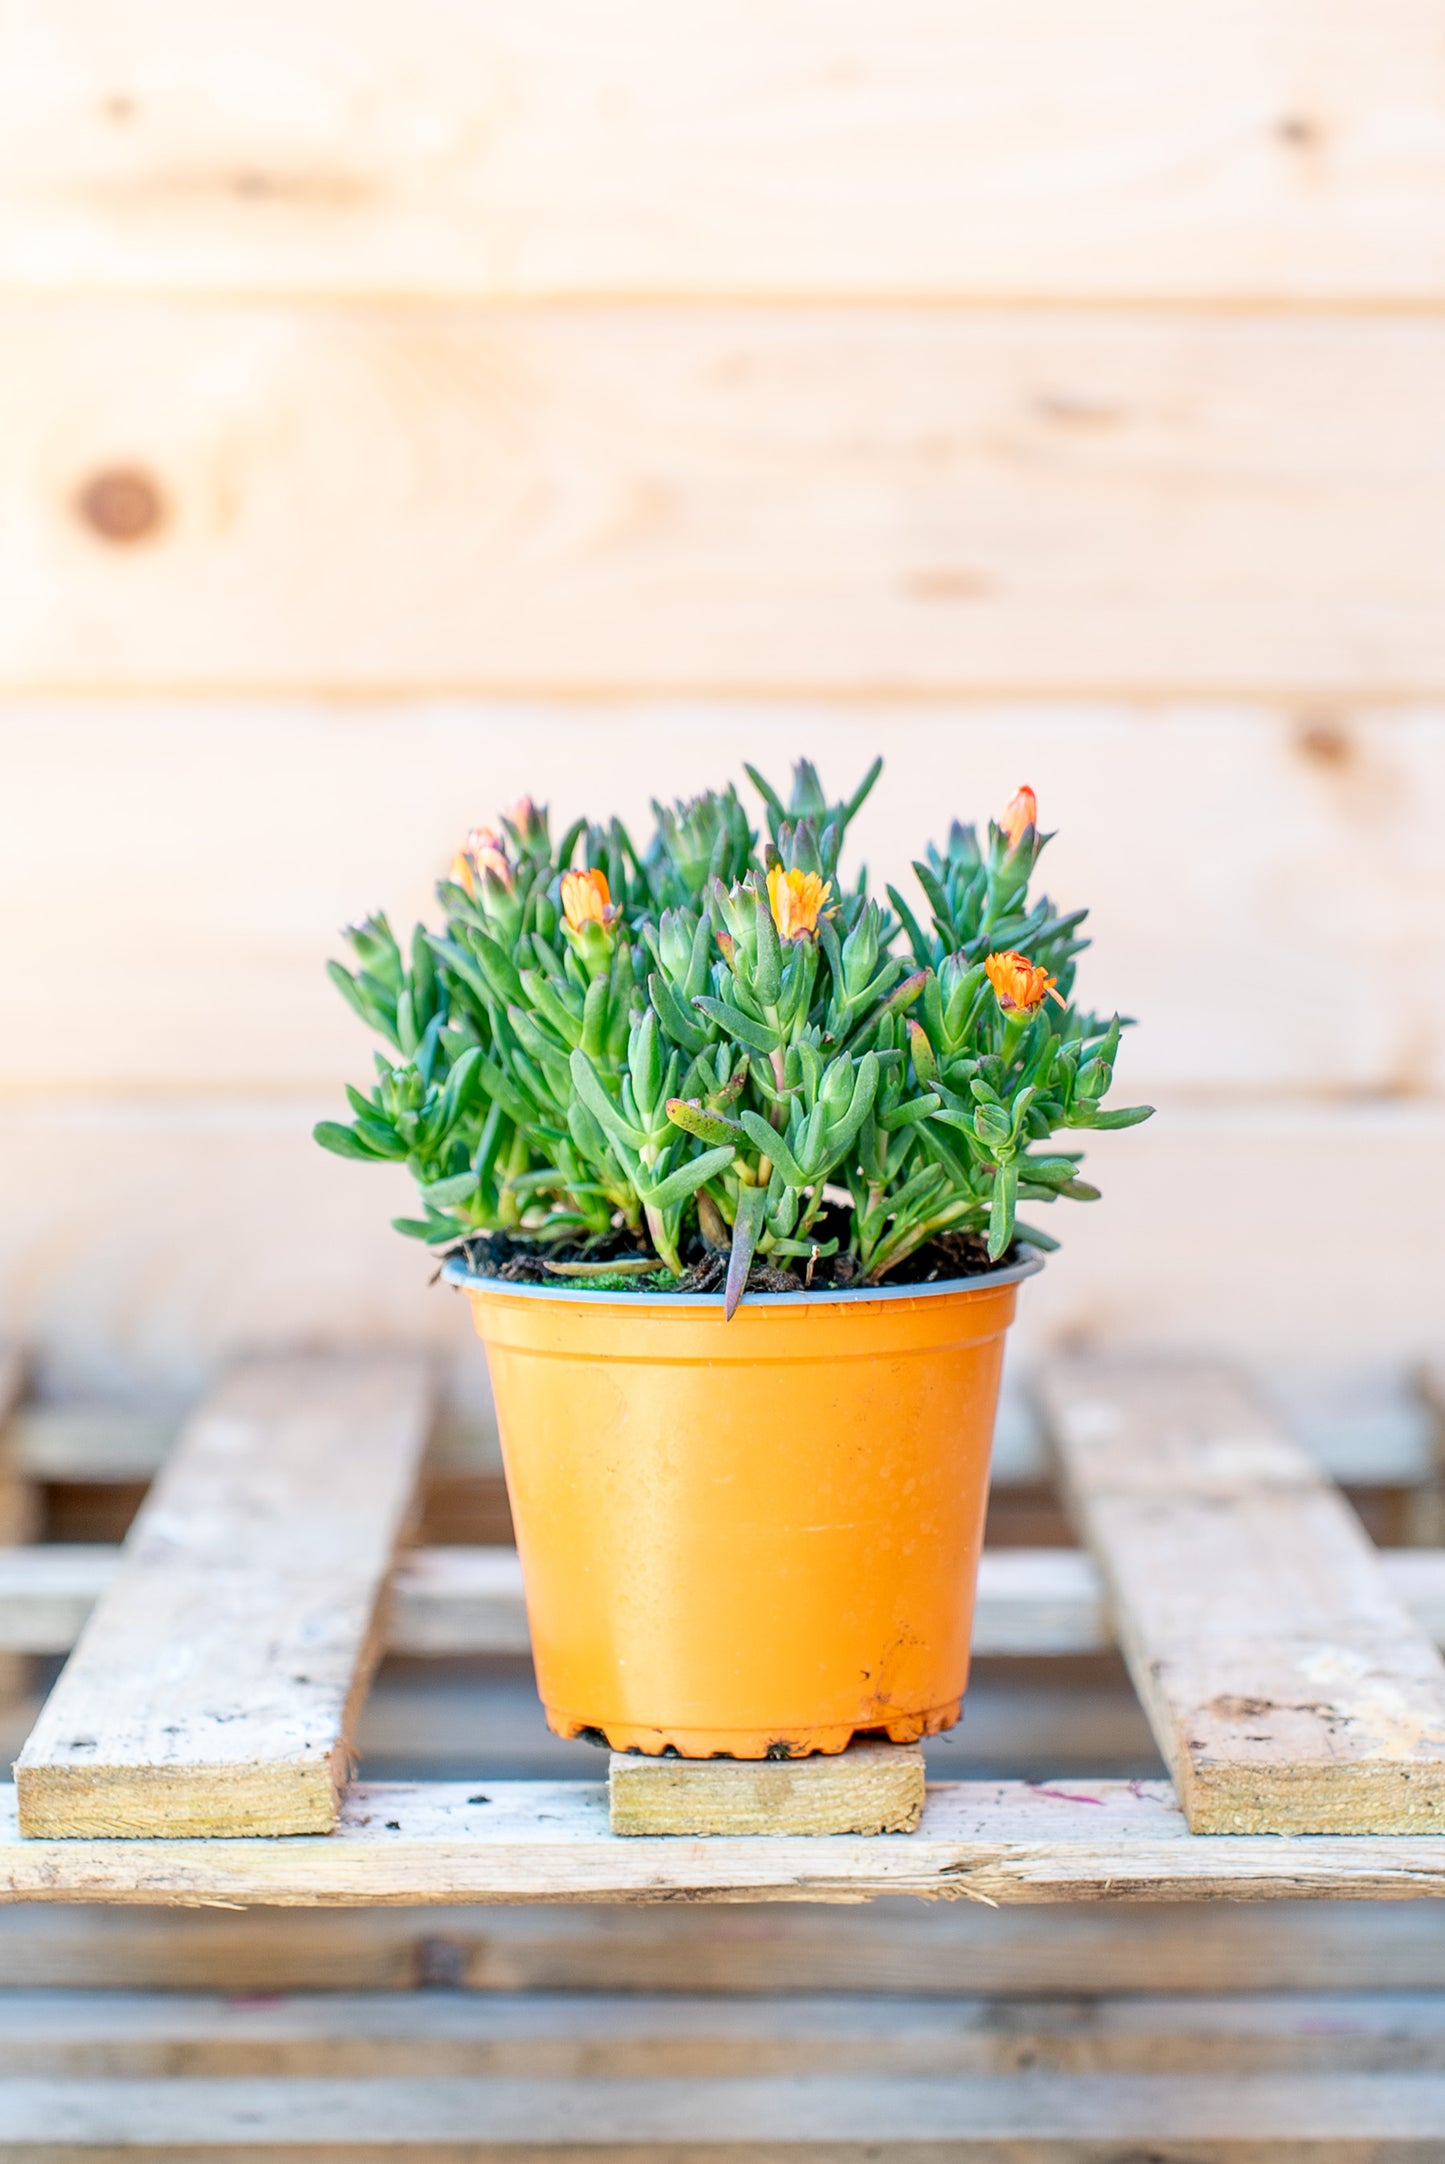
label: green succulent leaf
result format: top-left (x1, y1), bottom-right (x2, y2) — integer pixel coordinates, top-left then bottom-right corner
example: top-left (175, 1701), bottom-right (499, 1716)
top-left (313, 1120), bottom-right (390, 1162)
top-left (691, 996), bottom-right (778, 1056)
top-left (569, 1047), bottom-right (648, 1153)
top-left (987, 1161), bottom-right (1018, 1262)
top-left (649, 971), bottom-right (710, 1054)
top-left (725, 1180), bottom-right (769, 1319)
top-left (738, 1110), bottom-right (808, 1188)
top-left (420, 1171), bottom-right (481, 1207)
top-left (1075, 1103), bottom-right (1155, 1131)
top-left (666, 1097), bottom-right (746, 1147)
top-left (641, 1142), bottom-right (738, 1211)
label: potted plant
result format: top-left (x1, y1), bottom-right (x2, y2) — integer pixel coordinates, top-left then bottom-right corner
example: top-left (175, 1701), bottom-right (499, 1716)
top-left (317, 762), bottom-right (1150, 1759)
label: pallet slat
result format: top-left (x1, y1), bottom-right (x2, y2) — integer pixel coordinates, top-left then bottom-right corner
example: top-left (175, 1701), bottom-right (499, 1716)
top-left (2, 2067), bottom-right (1444, 2156)
top-left (13, 1355), bottom-right (433, 1840)
top-left (7, 1987), bottom-right (1445, 2076)
top-left (0, 1350), bottom-right (35, 1714)
top-left (608, 1743), bottom-right (925, 1838)
top-left (1042, 1360), bottom-right (1445, 1835)
top-left (7, 1542), bottom-right (1445, 1662)
top-left (4, 1896), bottom-right (1445, 1996)
top-left (5, 1779), bottom-right (1445, 1906)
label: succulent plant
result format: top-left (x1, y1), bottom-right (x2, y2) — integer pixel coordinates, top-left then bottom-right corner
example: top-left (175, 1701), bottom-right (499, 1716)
top-left (316, 767), bottom-right (1150, 1313)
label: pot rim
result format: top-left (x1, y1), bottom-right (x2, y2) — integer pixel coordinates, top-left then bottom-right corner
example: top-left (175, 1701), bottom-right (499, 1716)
top-left (441, 1244), bottom-right (1044, 1310)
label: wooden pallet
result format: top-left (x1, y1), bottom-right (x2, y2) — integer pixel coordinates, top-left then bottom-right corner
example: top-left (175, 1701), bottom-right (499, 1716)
top-left (6, 1994), bottom-right (1445, 2158)
top-left (4, 1350), bottom-right (1445, 1898)
top-left (5, 1991), bottom-right (1445, 2158)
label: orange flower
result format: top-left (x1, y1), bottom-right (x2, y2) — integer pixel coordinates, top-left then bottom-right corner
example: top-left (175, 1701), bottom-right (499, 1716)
top-left (985, 948), bottom-right (1066, 1016)
top-left (1000, 785), bottom-right (1037, 853)
top-left (561, 866), bottom-right (614, 932)
top-left (767, 865), bottom-right (831, 942)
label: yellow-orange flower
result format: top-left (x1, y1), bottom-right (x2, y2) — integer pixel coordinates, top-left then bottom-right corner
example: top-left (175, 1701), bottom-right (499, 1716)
top-left (767, 865), bottom-right (831, 942)
top-left (1000, 785), bottom-right (1037, 853)
top-left (561, 866), bottom-right (614, 932)
top-left (985, 948), bottom-right (1066, 1016)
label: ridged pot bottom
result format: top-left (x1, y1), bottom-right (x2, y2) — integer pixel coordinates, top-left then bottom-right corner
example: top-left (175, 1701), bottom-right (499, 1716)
top-left (546, 1698), bottom-right (964, 1760)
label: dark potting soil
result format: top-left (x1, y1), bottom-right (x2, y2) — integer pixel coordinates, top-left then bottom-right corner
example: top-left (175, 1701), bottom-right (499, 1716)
top-left (446, 1203), bottom-right (1023, 1298)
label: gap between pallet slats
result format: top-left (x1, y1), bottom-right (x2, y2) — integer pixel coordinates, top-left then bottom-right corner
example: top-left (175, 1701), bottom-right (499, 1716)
top-left (13, 1354), bottom-right (434, 1840)
top-left (1042, 1359), bottom-right (1445, 1835)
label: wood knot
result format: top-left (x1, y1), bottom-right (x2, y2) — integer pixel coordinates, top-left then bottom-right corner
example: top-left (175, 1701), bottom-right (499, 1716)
top-left (75, 467), bottom-right (166, 545)
top-left (1293, 712), bottom-right (1353, 769)
top-left (1277, 113), bottom-right (1324, 152)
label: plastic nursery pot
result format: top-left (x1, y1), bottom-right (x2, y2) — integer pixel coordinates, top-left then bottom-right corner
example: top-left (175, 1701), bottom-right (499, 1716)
top-left (444, 1253), bottom-right (1042, 1760)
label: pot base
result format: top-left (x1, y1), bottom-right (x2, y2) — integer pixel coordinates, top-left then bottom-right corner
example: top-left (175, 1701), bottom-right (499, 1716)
top-left (546, 1699), bottom-right (963, 1760)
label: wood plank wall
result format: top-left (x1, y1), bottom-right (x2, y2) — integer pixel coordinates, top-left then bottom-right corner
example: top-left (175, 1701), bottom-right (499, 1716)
top-left (1, 3), bottom-right (1442, 1401)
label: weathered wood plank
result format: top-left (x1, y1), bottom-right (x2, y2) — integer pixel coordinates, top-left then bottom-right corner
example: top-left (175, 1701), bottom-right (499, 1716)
top-left (388, 1548), bottom-right (530, 1658)
top-left (6, 704), bottom-right (1444, 1101)
top-left (4, 1894), bottom-right (1445, 1996)
top-left (2, 1103), bottom-right (1441, 1401)
top-left (8, 1407), bottom-right (178, 1482)
top-left (4, 0), bottom-right (1445, 302)
top-left (6, 1779), bottom-right (1445, 1906)
top-left (7, 1543), bottom-right (1445, 1664)
top-left (6, 308), bottom-right (1445, 695)
top-left (14, 1354), bottom-right (434, 1839)
top-left (5, 1386), bottom-right (1433, 1497)
top-left (4, 2067), bottom-right (1445, 2155)
top-left (9, 1407), bottom-right (502, 1482)
top-left (1409, 1358), bottom-right (1445, 1543)
top-left (0, 1352), bottom-right (34, 1716)
top-left (608, 1743), bottom-right (925, 1838)
top-left (0, 1546), bottom-right (113, 1652)
top-left (1042, 1361), bottom-right (1445, 1835)
top-left (9, 1987), bottom-right (1445, 2077)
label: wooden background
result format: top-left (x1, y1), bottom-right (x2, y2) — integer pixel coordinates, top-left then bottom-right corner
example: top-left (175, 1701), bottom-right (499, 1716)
top-left (2, 2), bottom-right (1442, 1433)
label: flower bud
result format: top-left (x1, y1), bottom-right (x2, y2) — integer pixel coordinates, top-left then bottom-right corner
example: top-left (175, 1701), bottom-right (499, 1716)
top-left (656, 906), bottom-right (698, 985)
top-left (450, 823), bottom-right (514, 898)
top-left (841, 900), bottom-right (881, 995)
top-left (500, 797), bottom-right (550, 855)
top-left (1000, 786), bottom-right (1037, 854)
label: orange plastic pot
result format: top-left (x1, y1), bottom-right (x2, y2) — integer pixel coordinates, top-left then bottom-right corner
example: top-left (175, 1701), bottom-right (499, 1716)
top-left (445, 1257), bottom-right (1040, 1759)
